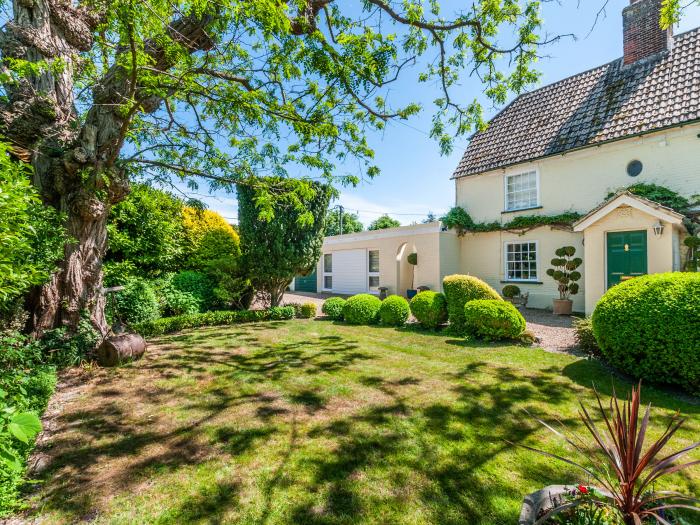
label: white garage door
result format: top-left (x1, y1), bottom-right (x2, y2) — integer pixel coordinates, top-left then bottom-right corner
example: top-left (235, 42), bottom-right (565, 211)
top-left (331, 249), bottom-right (367, 295)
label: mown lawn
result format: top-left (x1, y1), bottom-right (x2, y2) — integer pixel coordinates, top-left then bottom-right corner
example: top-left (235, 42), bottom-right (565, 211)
top-left (27, 320), bottom-right (699, 524)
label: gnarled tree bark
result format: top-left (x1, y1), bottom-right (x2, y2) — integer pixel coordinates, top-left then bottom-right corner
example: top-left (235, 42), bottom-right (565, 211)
top-left (1, 0), bottom-right (212, 336)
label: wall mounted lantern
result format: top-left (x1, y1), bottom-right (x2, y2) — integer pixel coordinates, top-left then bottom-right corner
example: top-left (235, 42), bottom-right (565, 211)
top-left (652, 221), bottom-right (665, 237)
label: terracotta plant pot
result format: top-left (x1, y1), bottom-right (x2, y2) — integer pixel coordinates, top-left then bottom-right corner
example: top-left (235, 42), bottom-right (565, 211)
top-left (552, 299), bottom-right (573, 315)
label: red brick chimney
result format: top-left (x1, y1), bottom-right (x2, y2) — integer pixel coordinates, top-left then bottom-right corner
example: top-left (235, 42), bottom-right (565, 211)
top-left (622, 0), bottom-right (673, 65)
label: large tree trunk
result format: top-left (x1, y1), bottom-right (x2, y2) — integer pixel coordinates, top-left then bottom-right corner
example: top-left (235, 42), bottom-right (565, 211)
top-left (1, 1), bottom-right (213, 336)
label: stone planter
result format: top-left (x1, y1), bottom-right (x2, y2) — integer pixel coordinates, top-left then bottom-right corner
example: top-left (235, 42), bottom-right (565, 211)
top-left (518, 485), bottom-right (574, 524)
top-left (552, 299), bottom-right (572, 315)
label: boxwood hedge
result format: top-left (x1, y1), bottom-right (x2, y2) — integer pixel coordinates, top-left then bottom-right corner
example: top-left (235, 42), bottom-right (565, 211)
top-left (343, 294), bottom-right (382, 325)
top-left (379, 295), bottom-right (410, 326)
top-left (592, 272), bottom-right (700, 393)
top-left (322, 297), bottom-right (346, 320)
top-left (443, 274), bottom-right (501, 331)
top-left (410, 291), bottom-right (448, 329)
top-left (463, 299), bottom-right (526, 340)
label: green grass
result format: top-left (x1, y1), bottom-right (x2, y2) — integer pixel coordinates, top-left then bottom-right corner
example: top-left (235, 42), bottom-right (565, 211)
top-left (28, 321), bottom-right (699, 524)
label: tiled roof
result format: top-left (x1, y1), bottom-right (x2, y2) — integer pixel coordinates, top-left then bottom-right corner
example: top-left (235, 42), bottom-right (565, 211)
top-left (453, 27), bottom-right (700, 178)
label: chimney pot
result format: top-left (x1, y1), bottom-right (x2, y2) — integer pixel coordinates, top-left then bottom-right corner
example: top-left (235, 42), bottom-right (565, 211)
top-left (622, 0), bottom-right (672, 65)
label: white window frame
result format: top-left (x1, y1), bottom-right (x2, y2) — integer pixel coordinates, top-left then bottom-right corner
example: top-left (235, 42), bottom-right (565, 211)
top-left (322, 253), bottom-right (333, 291)
top-left (368, 249), bottom-right (380, 292)
top-left (503, 240), bottom-right (539, 282)
top-left (504, 170), bottom-right (540, 212)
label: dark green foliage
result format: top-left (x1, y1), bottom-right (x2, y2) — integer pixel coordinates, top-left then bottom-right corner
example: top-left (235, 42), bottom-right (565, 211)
top-left (171, 271), bottom-right (215, 312)
top-left (343, 294), bottom-right (382, 325)
top-left (40, 318), bottom-right (100, 367)
top-left (322, 297), bottom-right (346, 320)
top-left (106, 184), bottom-right (185, 279)
top-left (112, 279), bottom-right (161, 325)
top-left (573, 318), bottom-right (600, 357)
top-left (409, 291), bottom-right (448, 329)
top-left (368, 215), bottom-right (401, 231)
top-left (407, 253), bottom-right (418, 265)
top-left (592, 273), bottom-right (700, 393)
top-left (324, 209), bottom-right (363, 236)
top-left (133, 310), bottom-right (274, 338)
top-left (442, 274), bottom-right (502, 331)
top-left (299, 303), bottom-right (317, 319)
top-left (0, 331), bottom-right (57, 516)
top-left (440, 206), bottom-right (581, 236)
top-left (684, 235), bottom-right (700, 272)
top-left (546, 246), bottom-right (582, 300)
top-left (610, 184), bottom-right (692, 214)
top-left (378, 295), bottom-right (410, 326)
top-left (463, 299), bottom-right (526, 340)
top-left (269, 306), bottom-right (296, 320)
top-left (238, 178), bottom-right (332, 306)
top-left (501, 284), bottom-right (521, 298)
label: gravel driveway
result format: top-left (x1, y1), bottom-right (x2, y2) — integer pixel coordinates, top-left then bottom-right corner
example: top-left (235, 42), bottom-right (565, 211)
top-left (281, 292), bottom-right (579, 355)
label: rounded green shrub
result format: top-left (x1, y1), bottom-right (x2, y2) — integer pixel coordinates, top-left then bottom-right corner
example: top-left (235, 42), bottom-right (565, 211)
top-left (269, 305), bottom-right (296, 320)
top-left (463, 299), bottom-right (526, 340)
top-left (343, 294), bottom-right (382, 325)
top-left (299, 302), bottom-right (317, 319)
top-left (592, 273), bottom-right (700, 393)
top-left (113, 278), bottom-right (161, 324)
top-left (501, 284), bottom-right (520, 298)
top-left (410, 291), bottom-right (448, 329)
top-left (443, 274), bottom-right (502, 331)
top-left (378, 295), bottom-right (410, 326)
top-left (322, 297), bottom-right (346, 320)
top-left (171, 271), bottom-right (215, 312)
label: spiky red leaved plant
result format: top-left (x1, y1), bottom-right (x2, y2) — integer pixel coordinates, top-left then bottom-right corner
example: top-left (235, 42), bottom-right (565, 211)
top-left (520, 382), bottom-right (699, 525)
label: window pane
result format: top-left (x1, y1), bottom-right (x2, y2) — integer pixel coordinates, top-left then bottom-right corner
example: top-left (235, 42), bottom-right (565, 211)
top-left (504, 242), bottom-right (537, 281)
top-left (324, 276), bottom-right (332, 289)
top-left (324, 254), bottom-right (332, 273)
top-left (368, 250), bottom-right (379, 273)
top-left (506, 171), bottom-right (538, 210)
top-left (369, 276), bottom-right (379, 288)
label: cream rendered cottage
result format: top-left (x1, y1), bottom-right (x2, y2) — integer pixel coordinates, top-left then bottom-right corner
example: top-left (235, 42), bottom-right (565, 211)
top-left (312, 0), bottom-right (700, 315)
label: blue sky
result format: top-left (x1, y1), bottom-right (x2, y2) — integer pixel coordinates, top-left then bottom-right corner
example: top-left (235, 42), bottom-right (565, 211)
top-left (194, 0), bottom-right (700, 226)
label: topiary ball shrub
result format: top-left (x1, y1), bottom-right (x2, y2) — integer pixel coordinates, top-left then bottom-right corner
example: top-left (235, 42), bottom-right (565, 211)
top-left (463, 299), bottom-right (526, 340)
top-left (443, 274), bottom-right (502, 331)
top-left (592, 273), bottom-right (700, 393)
top-left (113, 278), bottom-right (161, 325)
top-left (410, 291), bottom-right (448, 329)
top-left (299, 302), bottom-right (317, 319)
top-left (378, 295), bottom-right (410, 326)
top-left (322, 297), bottom-right (346, 320)
top-left (502, 284), bottom-right (521, 299)
top-left (343, 294), bottom-right (382, 325)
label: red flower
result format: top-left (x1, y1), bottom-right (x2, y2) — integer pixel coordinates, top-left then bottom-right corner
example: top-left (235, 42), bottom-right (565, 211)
top-left (578, 485), bottom-right (589, 494)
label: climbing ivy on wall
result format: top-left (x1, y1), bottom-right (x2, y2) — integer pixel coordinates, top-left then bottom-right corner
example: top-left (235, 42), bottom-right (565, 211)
top-left (440, 207), bottom-right (581, 236)
top-left (608, 184), bottom-right (694, 214)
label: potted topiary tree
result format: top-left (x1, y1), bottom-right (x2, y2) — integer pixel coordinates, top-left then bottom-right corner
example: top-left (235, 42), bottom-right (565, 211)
top-left (546, 246), bottom-right (581, 315)
top-left (406, 253), bottom-right (418, 299)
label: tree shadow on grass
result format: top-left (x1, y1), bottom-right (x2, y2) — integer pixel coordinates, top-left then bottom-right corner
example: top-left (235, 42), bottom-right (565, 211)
top-left (30, 329), bottom-right (372, 521)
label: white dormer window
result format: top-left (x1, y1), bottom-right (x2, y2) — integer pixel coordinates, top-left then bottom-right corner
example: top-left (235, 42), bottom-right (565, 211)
top-left (505, 170), bottom-right (539, 211)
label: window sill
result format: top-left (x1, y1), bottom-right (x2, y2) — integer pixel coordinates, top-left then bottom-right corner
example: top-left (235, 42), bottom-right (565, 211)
top-left (500, 280), bottom-right (543, 285)
top-left (501, 205), bottom-right (543, 215)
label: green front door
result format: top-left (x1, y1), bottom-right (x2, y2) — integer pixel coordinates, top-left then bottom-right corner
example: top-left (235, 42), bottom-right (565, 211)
top-left (294, 270), bottom-right (317, 293)
top-left (606, 231), bottom-right (647, 288)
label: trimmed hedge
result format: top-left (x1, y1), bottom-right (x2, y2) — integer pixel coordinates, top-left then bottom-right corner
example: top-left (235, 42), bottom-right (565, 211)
top-left (322, 297), bottom-right (346, 320)
top-left (592, 273), bottom-right (700, 393)
top-left (299, 302), bottom-right (317, 319)
top-left (463, 299), bottom-right (526, 340)
top-left (343, 294), bottom-right (382, 325)
top-left (410, 291), bottom-right (448, 329)
top-left (443, 274), bottom-right (501, 331)
top-left (133, 309), bottom-right (272, 337)
top-left (113, 278), bottom-right (160, 325)
top-left (379, 295), bottom-right (410, 326)
top-left (268, 306), bottom-right (296, 320)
